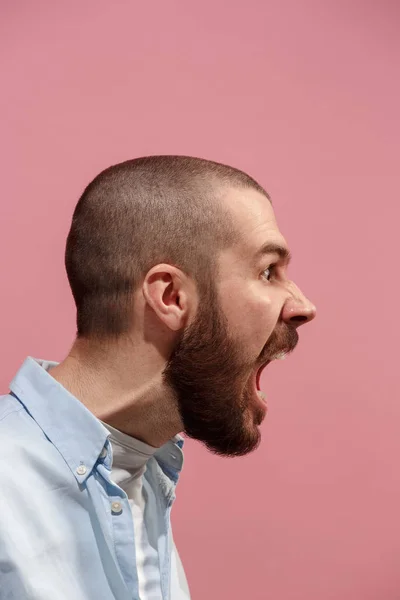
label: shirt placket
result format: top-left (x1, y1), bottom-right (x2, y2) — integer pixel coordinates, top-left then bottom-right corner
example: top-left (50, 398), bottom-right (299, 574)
top-left (96, 447), bottom-right (140, 599)
top-left (109, 493), bottom-right (139, 597)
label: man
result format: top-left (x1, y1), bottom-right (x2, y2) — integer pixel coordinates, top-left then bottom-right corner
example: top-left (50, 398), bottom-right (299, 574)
top-left (0, 156), bottom-right (316, 599)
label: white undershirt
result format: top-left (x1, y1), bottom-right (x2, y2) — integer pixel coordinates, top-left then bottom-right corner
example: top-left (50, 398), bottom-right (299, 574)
top-left (103, 423), bottom-right (190, 600)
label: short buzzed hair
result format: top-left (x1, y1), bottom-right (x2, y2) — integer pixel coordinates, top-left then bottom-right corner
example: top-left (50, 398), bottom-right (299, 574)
top-left (65, 155), bottom-right (268, 337)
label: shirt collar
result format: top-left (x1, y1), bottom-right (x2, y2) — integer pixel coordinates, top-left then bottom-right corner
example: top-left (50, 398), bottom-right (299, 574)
top-left (9, 357), bottom-right (110, 484)
top-left (9, 357), bottom-right (185, 483)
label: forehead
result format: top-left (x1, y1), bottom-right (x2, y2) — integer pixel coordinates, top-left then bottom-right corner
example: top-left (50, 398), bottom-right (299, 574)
top-left (221, 187), bottom-right (288, 256)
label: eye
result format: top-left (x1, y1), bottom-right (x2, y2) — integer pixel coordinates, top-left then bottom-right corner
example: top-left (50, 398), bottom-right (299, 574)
top-left (261, 264), bottom-right (277, 282)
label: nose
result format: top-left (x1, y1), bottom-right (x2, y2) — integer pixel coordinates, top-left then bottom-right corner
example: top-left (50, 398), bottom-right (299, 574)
top-left (281, 281), bottom-right (317, 327)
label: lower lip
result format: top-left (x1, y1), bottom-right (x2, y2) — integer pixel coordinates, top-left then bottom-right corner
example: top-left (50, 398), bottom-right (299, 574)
top-left (255, 388), bottom-right (267, 408)
top-left (252, 379), bottom-right (268, 413)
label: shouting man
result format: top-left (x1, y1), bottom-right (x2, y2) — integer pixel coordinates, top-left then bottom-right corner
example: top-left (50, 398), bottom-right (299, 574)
top-left (0, 156), bottom-right (316, 599)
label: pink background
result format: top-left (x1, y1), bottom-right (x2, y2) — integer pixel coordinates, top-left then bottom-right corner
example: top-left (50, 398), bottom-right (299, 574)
top-left (1, 1), bottom-right (400, 598)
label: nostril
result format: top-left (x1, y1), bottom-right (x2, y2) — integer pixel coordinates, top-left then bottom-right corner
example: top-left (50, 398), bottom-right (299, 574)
top-left (290, 315), bottom-right (308, 323)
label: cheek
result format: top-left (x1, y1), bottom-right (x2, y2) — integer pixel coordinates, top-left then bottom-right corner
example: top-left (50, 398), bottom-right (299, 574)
top-left (221, 287), bottom-right (279, 349)
top-left (248, 299), bottom-right (277, 347)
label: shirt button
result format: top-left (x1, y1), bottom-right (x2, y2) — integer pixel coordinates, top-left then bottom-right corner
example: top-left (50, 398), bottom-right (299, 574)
top-left (100, 446), bottom-right (108, 459)
top-left (111, 501), bottom-right (123, 514)
top-left (76, 465), bottom-right (87, 475)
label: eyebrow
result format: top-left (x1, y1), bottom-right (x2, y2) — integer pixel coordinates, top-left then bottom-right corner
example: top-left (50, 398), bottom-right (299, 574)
top-left (256, 243), bottom-right (292, 264)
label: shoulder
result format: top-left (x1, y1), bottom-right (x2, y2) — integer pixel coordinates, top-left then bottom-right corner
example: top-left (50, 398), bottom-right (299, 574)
top-left (0, 393), bottom-right (74, 492)
top-left (0, 392), bottom-right (45, 454)
top-left (0, 393), bottom-right (37, 456)
top-left (0, 393), bottom-right (24, 423)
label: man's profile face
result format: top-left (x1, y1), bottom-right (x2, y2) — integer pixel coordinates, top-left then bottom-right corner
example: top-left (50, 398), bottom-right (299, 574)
top-left (164, 188), bottom-right (316, 457)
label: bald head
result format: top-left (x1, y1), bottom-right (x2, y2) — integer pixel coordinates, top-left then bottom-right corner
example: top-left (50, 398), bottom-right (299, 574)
top-left (65, 155), bottom-right (269, 337)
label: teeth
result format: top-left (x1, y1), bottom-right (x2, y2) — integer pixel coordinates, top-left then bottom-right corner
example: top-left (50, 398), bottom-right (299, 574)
top-left (257, 391), bottom-right (266, 401)
top-left (273, 352), bottom-right (287, 360)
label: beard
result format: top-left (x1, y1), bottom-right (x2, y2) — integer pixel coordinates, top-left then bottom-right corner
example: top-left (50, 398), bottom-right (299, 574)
top-left (163, 283), bottom-right (299, 457)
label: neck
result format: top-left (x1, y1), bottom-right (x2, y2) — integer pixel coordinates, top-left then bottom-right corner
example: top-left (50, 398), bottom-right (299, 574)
top-left (48, 336), bottom-right (183, 447)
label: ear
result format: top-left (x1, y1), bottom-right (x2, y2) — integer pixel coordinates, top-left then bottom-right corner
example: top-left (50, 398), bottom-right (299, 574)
top-left (142, 264), bottom-right (196, 331)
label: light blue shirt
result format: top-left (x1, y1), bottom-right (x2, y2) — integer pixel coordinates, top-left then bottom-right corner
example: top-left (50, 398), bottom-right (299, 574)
top-left (0, 357), bottom-right (187, 600)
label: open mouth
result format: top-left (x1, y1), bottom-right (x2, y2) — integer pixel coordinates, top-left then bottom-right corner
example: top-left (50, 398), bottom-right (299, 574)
top-left (256, 350), bottom-right (289, 388)
top-left (256, 361), bottom-right (270, 390)
top-left (251, 351), bottom-right (289, 412)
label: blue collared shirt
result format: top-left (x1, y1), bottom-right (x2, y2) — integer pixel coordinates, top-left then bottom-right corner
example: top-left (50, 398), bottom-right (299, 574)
top-left (0, 357), bottom-right (186, 600)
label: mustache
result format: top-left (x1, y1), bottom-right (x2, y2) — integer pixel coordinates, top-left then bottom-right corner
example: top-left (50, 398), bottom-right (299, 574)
top-left (258, 323), bottom-right (299, 365)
